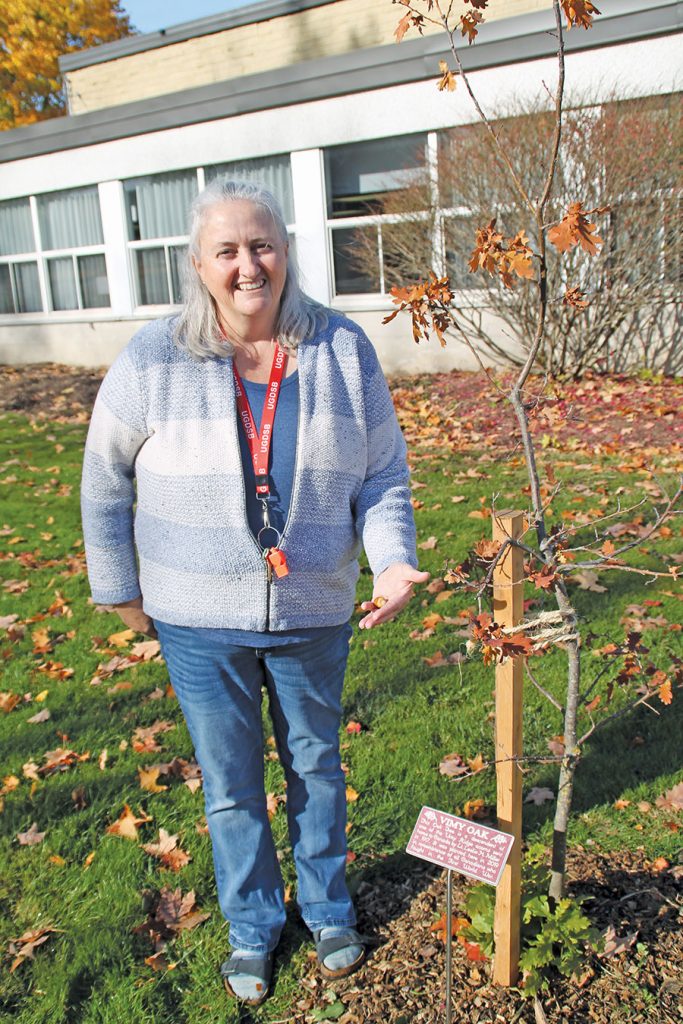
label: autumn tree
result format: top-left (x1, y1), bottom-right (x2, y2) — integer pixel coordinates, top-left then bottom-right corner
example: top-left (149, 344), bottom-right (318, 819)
top-left (0, 0), bottom-right (133, 131)
top-left (351, 90), bottom-right (682, 376)
top-left (387, 0), bottom-right (681, 901)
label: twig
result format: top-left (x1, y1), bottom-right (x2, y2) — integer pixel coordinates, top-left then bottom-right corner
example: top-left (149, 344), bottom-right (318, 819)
top-left (525, 661), bottom-right (564, 712)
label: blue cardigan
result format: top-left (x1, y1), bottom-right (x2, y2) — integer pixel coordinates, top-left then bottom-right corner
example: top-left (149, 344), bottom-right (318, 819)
top-left (81, 312), bottom-right (418, 630)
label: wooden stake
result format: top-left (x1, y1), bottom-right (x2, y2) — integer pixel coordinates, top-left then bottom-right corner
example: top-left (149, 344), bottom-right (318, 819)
top-left (492, 510), bottom-right (525, 986)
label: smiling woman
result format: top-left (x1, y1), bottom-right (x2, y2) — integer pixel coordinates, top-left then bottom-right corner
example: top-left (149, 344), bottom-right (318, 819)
top-left (191, 200), bottom-right (289, 362)
top-left (80, 177), bottom-right (428, 1006)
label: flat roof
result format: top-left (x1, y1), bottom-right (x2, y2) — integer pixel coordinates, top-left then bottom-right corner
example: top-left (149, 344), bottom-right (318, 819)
top-left (1, 1), bottom-right (678, 165)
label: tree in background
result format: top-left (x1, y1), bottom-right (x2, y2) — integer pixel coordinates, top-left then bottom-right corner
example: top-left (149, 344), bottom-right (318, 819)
top-left (0, 0), bottom-right (133, 131)
top-left (352, 91), bottom-right (681, 376)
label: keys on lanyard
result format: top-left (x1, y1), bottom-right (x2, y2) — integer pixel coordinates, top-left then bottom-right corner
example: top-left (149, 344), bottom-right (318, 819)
top-left (233, 344), bottom-right (290, 579)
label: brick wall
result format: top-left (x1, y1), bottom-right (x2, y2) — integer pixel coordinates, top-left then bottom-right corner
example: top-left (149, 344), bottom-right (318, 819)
top-left (66, 0), bottom-right (553, 114)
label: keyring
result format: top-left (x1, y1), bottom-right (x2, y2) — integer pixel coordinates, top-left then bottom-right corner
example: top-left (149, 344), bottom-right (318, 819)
top-left (257, 525), bottom-right (282, 551)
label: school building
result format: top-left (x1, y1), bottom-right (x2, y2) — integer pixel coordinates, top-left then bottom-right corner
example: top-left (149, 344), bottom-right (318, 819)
top-left (0, 0), bottom-right (679, 371)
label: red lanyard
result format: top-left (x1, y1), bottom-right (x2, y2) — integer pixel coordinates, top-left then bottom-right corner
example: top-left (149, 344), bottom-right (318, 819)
top-left (233, 343), bottom-right (287, 499)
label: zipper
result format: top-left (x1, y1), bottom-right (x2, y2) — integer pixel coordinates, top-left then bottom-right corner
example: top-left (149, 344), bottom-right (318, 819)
top-left (277, 360), bottom-right (303, 555)
top-left (264, 552), bottom-right (272, 630)
top-left (263, 360), bottom-right (302, 630)
top-left (230, 356), bottom-right (272, 630)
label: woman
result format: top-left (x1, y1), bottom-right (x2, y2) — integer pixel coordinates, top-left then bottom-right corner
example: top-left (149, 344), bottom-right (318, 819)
top-left (81, 178), bottom-right (427, 1005)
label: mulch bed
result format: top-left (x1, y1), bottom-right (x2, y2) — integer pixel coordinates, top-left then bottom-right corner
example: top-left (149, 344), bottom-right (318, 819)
top-left (0, 363), bottom-right (104, 422)
top-left (295, 849), bottom-right (682, 1024)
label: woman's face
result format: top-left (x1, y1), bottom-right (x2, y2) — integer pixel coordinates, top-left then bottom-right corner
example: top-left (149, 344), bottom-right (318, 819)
top-left (192, 200), bottom-right (289, 338)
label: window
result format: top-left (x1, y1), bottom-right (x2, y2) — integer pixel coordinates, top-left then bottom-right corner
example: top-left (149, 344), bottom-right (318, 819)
top-left (205, 154), bottom-right (294, 224)
top-left (0, 189), bottom-right (110, 315)
top-left (124, 158), bottom-right (296, 307)
top-left (325, 135), bottom-right (429, 295)
top-left (38, 188), bottom-right (110, 310)
top-left (124, 170), bottom-right (198, 305)
top-left (0, 198), bottom-right (42, 313)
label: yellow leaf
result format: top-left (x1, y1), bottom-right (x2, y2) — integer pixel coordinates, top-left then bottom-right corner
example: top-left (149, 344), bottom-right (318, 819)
top-left (106, 804), bottom-right (152, 840)
top-left (107, 628), bottom-right (136, 648)
top-left (138, 766), bottom-right (168, 793)
top-left (346, 786), bottom-right (360, 803)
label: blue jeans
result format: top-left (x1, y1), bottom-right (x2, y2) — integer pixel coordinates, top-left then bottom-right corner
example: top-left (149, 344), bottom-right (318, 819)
top-left (154, 619), bottom-right (356, 953)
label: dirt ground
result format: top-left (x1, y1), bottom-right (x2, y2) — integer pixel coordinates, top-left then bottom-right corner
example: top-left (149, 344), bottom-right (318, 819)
top-left (297, 849), bottom-right (682, 1024)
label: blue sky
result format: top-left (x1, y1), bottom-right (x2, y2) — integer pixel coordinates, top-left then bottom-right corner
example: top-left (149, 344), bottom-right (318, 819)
top-left (121, 0), bottom-right (255, 34)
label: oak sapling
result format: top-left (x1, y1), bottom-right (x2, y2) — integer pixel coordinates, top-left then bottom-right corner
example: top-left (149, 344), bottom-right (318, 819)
top-left (389, 0), bottom-right (681, 900)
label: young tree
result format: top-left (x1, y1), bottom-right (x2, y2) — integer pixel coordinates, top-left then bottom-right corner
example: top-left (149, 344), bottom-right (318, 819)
top-left (0, 0), bottom-right (132, 131)
top-left (387, 0), bottom-right (681, 900)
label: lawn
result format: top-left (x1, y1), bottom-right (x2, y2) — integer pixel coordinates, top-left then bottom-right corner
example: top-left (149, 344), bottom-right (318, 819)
top-left (0, 366), bottom-right (681, 1024)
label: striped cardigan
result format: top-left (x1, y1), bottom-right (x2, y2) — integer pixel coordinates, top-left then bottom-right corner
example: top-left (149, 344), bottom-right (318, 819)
top-left (81, 313), bottom-right (418, 630)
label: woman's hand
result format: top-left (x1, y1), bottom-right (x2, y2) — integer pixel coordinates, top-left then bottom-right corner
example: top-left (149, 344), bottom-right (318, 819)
top-left (113, 597), bottom-right (158, 638)
top-left (358, 563), bottom-right (430, 630)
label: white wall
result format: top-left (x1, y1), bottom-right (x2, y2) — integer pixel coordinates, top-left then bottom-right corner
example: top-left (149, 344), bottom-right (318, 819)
top-left (0, 32), bottom-right (679, 369)
top-left (0, 305), bottom-right (520, 375)
top-left (1, 35), bottom-right (679, 199)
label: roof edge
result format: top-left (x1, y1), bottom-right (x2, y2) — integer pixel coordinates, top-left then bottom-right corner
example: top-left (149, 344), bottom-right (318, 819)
top-left (59, 0), bottom-right (338, 72)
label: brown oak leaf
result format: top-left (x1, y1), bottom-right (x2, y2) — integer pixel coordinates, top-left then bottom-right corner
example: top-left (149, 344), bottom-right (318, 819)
top-left (142, 829), bottom-right (191, 871)
top-left (106, 804), bottom-right (152, 840)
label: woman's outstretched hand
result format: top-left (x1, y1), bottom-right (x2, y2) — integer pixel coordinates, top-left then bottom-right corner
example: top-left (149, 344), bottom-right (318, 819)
top-left (113, 596), bottom-right (158, 638)
top-left (358, 563), bottom-right (430, 630)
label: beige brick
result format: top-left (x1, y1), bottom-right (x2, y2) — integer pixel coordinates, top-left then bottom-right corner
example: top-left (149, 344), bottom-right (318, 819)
top-left (67, 0), bottom-right (553, 114)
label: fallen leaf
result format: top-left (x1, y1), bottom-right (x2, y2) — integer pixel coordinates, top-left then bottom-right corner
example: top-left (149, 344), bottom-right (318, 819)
top-left (39, 747), bottom-right (89, 776)
top-left (131, 639), bottom-right (161, 660)
top-left (430, 913), bottom-right (469, 943)
top-left (106, 804), bottom-right (152, 840)
top-left (155, 886), bottom-right (209, 934)
top-left (467, 753), bottom-right (486, 774)
top-left (346, 786), bottom-right (359, 803)
top-left (1, 774), bottom-right (20, 795)
top-left (27, 708), bottom-right (51, 724)
top-left (418, 536), bottom-right (438, 550)
top-left (131, 720), bottom-right (175, 753)
top-left (107, 628), bottom-right (136, 647)
top-left (8, 926), bottom-right (59, 972)
top-left (139, 766), bottom-right (168, 793)
top-left (266, 792), bottom-right (284, 820)
top-left (145, 950), bottom-right (172, 972)
top-left (142, 829), bottom-right (192, 871)
top-left (598, 924), bottom-right (638, 958)
top-left (655, 782), bottom-right (683, 813)
top-left (438, 753), bottom-right (468, 778)
top-left (525, 787), bottom-right (555, 805)
top-left (0, 692), bottom-right (20, 713)
top-left (571, 570), bottom-right (607, 592)
top-left (17, 822), bottom-right (46, 846)
top-left (463, 799), bottom-right (486, 820)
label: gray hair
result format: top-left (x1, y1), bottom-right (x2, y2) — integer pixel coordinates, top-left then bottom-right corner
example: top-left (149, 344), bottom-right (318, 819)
top-left (173, 177), bottom-right (328, 359)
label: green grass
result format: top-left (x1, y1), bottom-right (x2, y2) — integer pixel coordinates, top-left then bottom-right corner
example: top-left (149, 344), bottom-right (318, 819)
top-left (0, 411), bottom-right (681, 1023)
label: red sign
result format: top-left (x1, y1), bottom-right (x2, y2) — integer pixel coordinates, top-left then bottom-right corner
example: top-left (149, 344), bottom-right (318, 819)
top-left (406, 805), bottom-right (514, 886)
